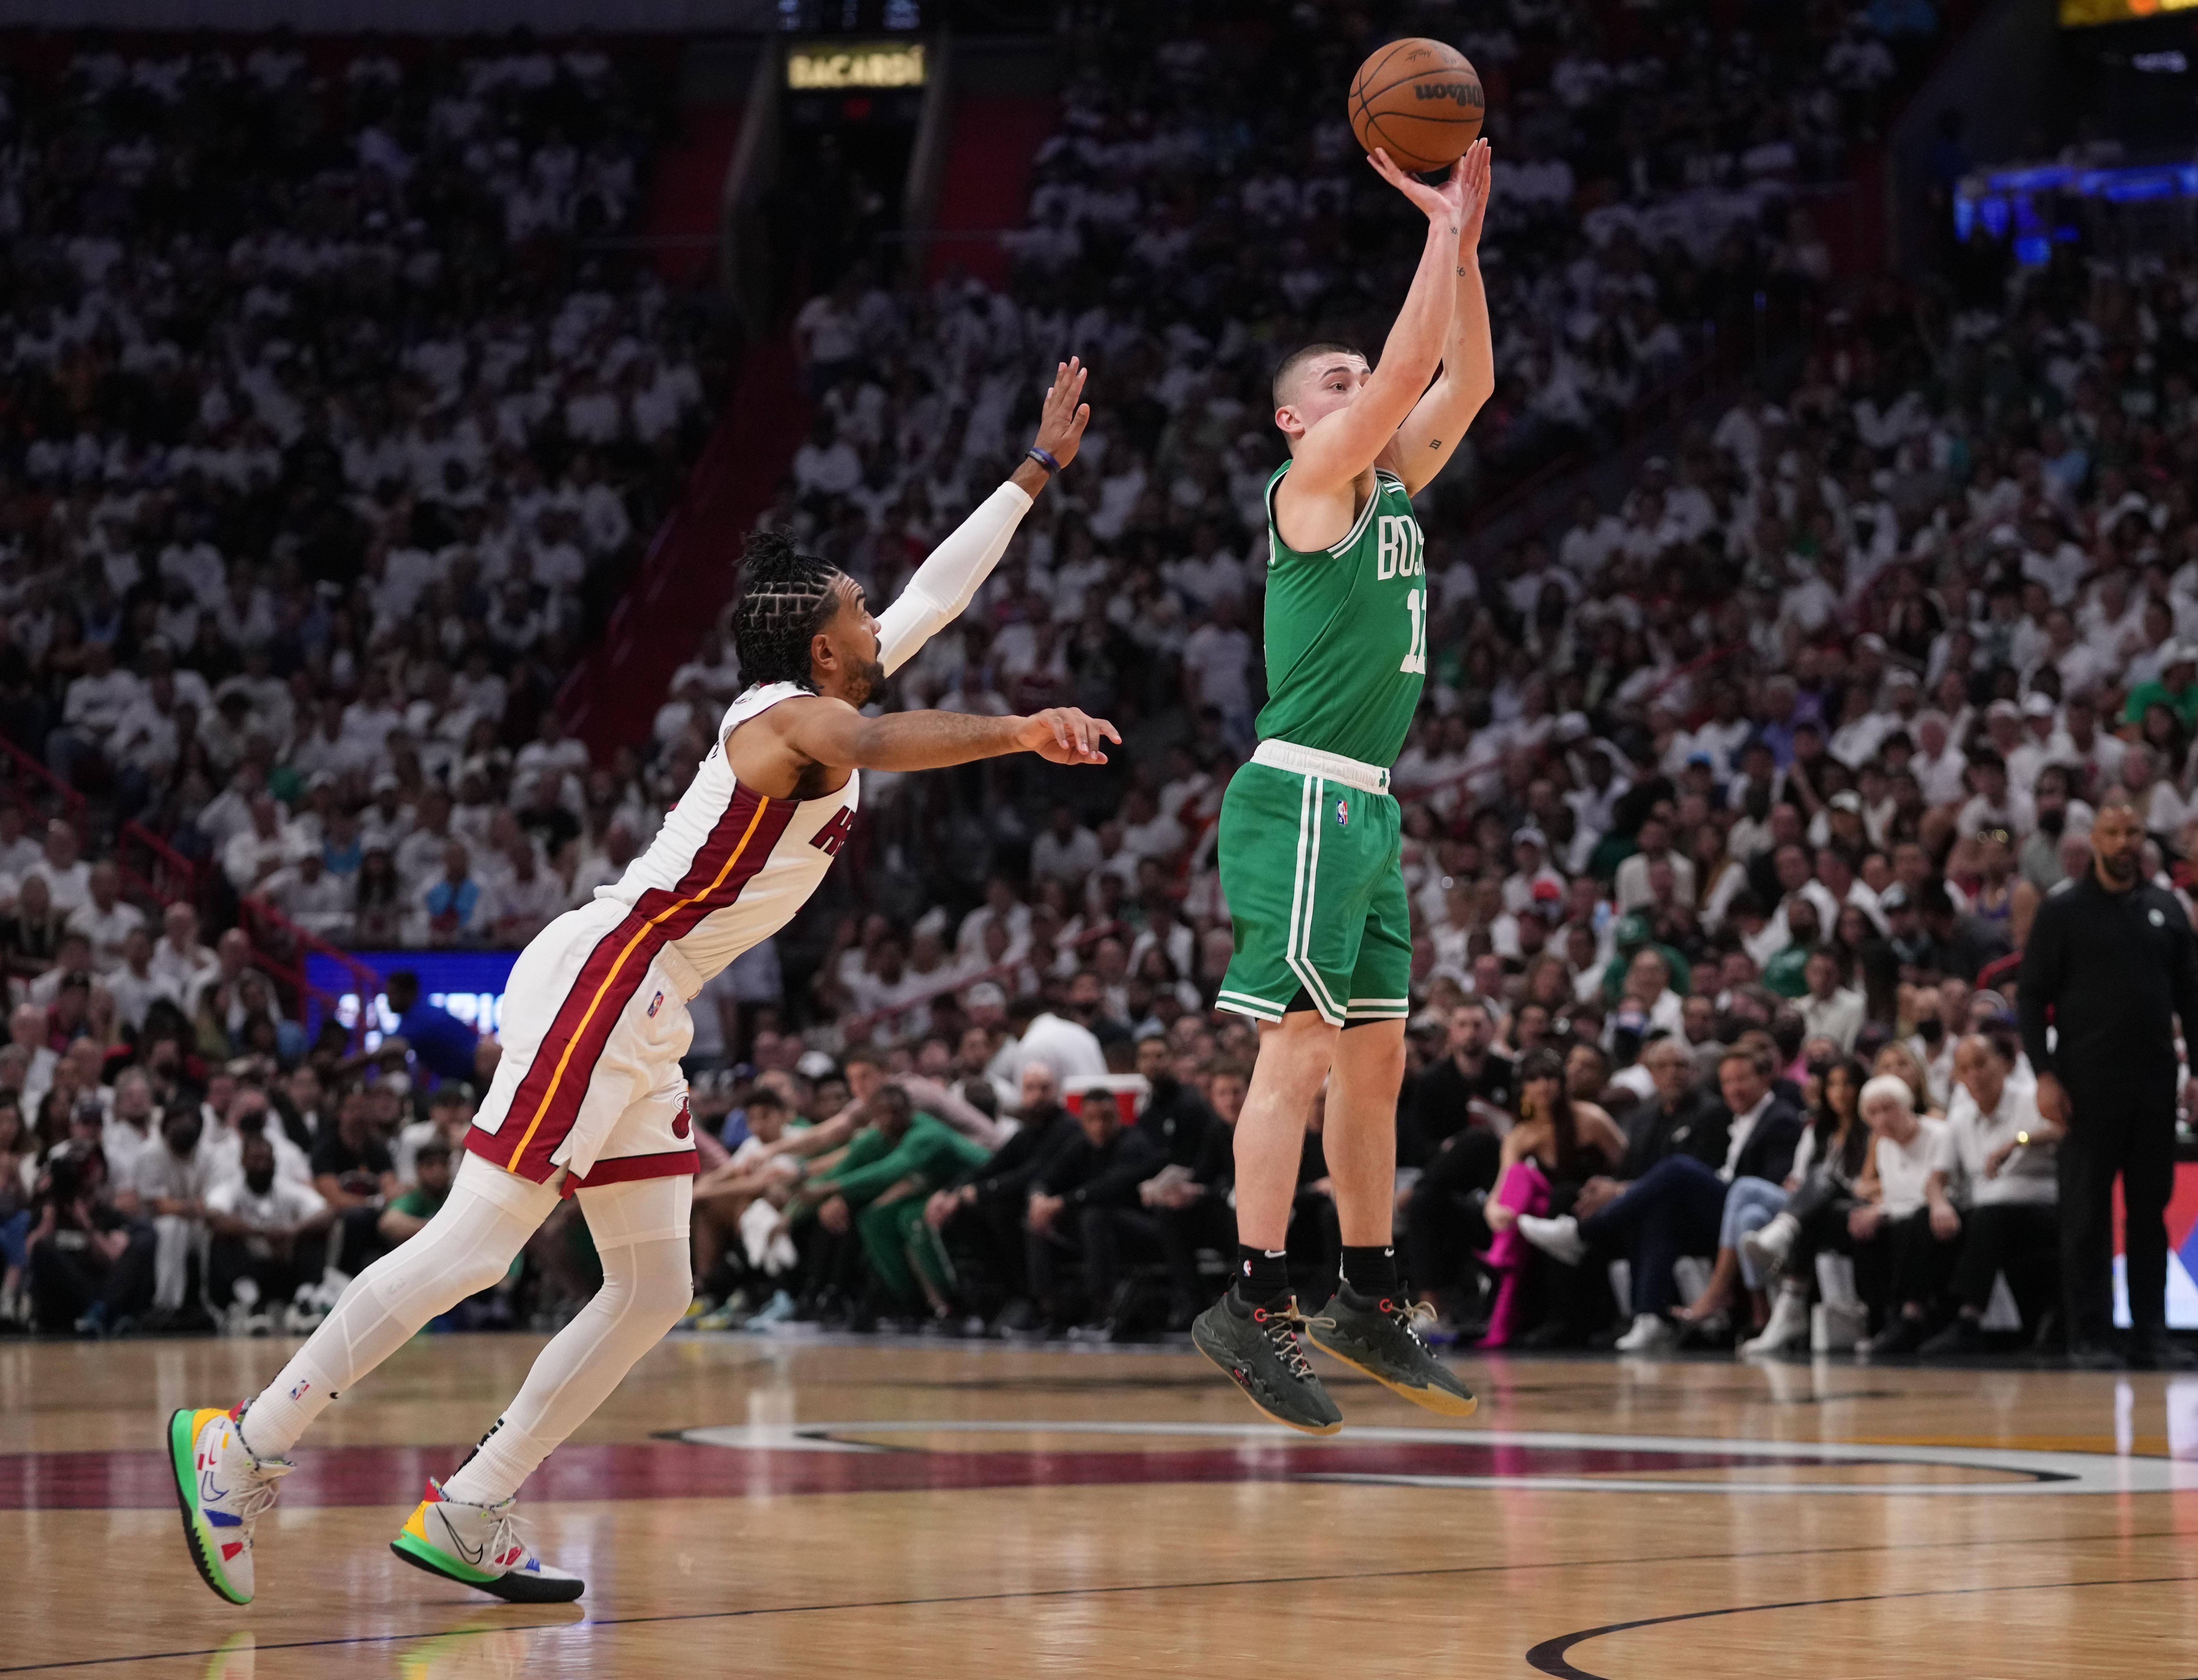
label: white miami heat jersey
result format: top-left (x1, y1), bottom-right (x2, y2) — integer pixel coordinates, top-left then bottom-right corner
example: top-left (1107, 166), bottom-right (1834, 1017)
top-left (594, 682), bottom-right (860, 987)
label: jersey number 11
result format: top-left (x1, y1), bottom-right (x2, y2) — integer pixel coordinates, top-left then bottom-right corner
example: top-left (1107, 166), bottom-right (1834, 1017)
top-left (1400, 587), bottom-right (1428, 675)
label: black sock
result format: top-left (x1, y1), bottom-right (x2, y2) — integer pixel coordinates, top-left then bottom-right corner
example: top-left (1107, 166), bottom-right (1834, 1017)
top-left (1230, 1246), bottom-right (1290, 1310)
top-left (1341, 1245), bottom-right (1399, 1298)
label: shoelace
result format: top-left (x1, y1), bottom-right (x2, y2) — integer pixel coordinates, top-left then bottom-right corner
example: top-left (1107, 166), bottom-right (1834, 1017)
top-left (232, 1457), bottom-right (293, 1524)
top-left (1252, 1302), bottom-right (1333, 1381)
top-left (1390, 1297), bottom-right (1440, 1345)
top-left (478, 1499), bottom-right (535, 1572)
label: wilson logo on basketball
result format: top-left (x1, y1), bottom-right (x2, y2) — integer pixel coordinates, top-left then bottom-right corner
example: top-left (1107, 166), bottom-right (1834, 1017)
top-left (1414, 81), bottom-right (1483, 108)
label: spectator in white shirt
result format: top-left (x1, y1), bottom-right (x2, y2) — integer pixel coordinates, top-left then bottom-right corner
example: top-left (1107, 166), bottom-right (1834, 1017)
top-left (0, 803), bottom-right (41, 881)
top-left (26, 821), bottom-right (93, 915)
top-left (100, 1067), bottom-right (160, 1186)
top-left (1502, 827), bottom-right (1567, 914)
top-left (222, 795), bottom-right (297, 893)
top-left (48, 641), bottom-right (141, 785)
top-left (791, 415), bottom-right (863, 499)
top-left (62, 862), bottom-right (142, 972)
top-left (1031, 803), bottom-right (1103, 888)
top-left (9, 1004), bottom-right (58, 1111)
top-left (1797, 948), bottom-right (1866, 1051)
top-left (264, 850), bottom-right (354, 940)
top-left (149, 903), bottom-right (219, 1005)
top-left (1916, 1032), bottom-right (2060, 1354)
top-left (1612, 816), bottom-right (1697, 913)
top-left (984, 993), bottom-right (1108, 1107)
top-left (483, 841), bottom-right (562, 946)
top-left (956, 877), bottom-right (1032, 962)
top-left (105, 926), bottom-right (173, 1032)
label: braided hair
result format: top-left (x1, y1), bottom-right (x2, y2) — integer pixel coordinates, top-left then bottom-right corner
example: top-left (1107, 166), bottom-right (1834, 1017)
top-left (731, 529), bottom-right (842, 691)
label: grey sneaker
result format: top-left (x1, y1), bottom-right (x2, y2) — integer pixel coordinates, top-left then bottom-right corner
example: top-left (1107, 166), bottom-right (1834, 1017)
top-left (1191, 1294), bottom-right (1344, 1435)
top-left (1305, 1284), bottom-right (1478, 1418)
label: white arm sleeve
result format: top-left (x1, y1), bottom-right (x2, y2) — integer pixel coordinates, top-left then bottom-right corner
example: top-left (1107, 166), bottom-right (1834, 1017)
top-left (874, 479), bottom-right (1035, 677)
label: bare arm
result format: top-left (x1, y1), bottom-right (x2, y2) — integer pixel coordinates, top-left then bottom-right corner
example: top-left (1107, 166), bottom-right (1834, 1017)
top-left (1579, 1101), bottom-right (1628, 1166)
top-left (895, 1074), bottom-right (1006, 1150)
top-left (1388, 141), bottom-right (1494, 495)
top-left (770, 696), bottom-right (1118, 774)
top-left (1280, 150), bottom-right (1470, 501)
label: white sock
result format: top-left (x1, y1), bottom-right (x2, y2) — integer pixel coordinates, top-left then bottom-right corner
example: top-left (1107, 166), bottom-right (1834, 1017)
top-left (240, 1156), bottom-right (556, 1461)
top-left (442, 1174), bottom-right (692, 1507)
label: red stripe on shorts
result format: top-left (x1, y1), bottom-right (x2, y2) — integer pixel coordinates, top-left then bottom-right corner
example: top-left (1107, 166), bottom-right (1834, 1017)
top-left (561, 1148), bottom-right (701, 1196)
top-left (499, 786), bottom-right (791, 1181)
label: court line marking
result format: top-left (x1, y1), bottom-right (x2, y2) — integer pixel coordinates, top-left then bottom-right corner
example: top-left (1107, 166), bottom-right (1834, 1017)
top-left (674, 1419), bottom-right (2198, 1495)
top-left (1523, 1572), bottom-right (2198, 1680)
top-left (14, 1527), bottom-right (2198, 1674)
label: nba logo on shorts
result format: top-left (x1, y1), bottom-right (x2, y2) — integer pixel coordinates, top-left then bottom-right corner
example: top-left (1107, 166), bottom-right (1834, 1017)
top-left (1336, 798), bottom-right (1349, 828)
top-left (648, 990), bottom-right (664, 1017)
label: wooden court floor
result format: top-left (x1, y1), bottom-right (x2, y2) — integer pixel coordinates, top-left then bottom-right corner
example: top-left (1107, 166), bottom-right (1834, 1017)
top-left (5, 1334), bottom-right (2198, 1679)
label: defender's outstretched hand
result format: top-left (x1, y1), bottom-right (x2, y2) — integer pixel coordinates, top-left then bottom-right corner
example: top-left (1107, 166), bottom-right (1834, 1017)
top-left (1366, 146), bottom-right (1467, 225)
top-left (1033, 356), bottom-right (1092, 468)
top-left (1017, 706), bottom-right (1120, 765)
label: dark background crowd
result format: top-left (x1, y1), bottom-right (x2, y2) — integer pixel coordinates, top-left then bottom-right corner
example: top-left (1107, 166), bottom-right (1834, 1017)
top-left (6, 0), bottom-right (2197, 1367)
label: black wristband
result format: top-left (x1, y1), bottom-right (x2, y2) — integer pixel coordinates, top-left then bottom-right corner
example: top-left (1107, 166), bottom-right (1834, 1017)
top-left (1026, 445), bottom-right (1062, 475)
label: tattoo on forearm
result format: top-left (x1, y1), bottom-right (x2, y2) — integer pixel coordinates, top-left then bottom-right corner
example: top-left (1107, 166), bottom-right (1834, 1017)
top-left (1430, 439), bottom-right (1441, 448)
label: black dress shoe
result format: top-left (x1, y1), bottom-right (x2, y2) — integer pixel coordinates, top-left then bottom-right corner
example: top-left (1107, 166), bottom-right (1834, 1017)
top-left (1919, 1315), bottom-right (1986, 1358)
top-left (1674, 1312), bottom-right (1734, 1351)
top-left (1861, 1314), bottom-right (1926, 1358)
top-left (2127, 1333), bottom-right (2198, 1372)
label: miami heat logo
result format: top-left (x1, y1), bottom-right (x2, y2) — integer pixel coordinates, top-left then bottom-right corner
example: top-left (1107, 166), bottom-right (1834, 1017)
top-left (672, 1099), bottom-right (691, 1140)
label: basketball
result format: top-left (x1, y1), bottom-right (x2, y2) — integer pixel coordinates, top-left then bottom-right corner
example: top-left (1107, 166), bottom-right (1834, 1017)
top-left (1347, 38), bottom-right (1484, 174)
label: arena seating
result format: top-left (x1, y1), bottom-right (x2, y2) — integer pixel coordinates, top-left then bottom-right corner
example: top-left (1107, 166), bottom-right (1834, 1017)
top-left (15, 2), bottom-right (2196, 1356)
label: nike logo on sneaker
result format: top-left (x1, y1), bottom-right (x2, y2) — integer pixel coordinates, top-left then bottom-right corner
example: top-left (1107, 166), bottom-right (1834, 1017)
top-left (200, 1470), bottom-right (228, 1504)
top-left (438, 1513), bottom-right (487, 1566)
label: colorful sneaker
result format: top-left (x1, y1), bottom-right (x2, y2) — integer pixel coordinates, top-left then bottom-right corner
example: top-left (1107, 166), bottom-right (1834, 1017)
top-left (168, 1406), bottom-right (292, 1605)
top-left (1191, 1294), bottom-right (1343, 1436)
top-left (392, 1480), bottom-right (585, 1603)
top-left (1305, 1284), bottom-right (1479, 1418)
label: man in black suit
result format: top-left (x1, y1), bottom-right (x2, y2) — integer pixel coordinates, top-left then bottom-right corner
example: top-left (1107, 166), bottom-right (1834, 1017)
top-left (1604, 1037), bottom-right (1728, 1190)
top-left (1518, 1044), bottom-right (1803, 1351)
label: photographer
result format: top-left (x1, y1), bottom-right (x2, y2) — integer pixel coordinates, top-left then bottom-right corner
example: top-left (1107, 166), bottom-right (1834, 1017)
top-left (26, 1140), bottom-right (154, 1335)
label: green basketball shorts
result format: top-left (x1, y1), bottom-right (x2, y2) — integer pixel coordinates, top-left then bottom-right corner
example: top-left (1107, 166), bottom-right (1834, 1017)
top-left (1214, 755), bottom-right (1411, 1028)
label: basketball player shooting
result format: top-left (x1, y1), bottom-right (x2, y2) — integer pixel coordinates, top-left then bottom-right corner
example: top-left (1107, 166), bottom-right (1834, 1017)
top-left (1192, 141), bottom-right (1493, 1433)
top-left (168, 360), bottom-right (1114, 1606)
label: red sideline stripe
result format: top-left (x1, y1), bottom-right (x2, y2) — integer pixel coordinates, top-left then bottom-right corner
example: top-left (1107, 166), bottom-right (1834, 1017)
top-left (0, 1440), bottom-right (1847, 1511)
top-left (502, 787), bottom-right (789, 1182)
top-left (564, 1148), bottom-right (700, 1195)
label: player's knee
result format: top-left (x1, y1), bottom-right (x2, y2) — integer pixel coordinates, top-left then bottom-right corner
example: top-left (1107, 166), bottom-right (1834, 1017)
top-left (612, 1239), bottom-right (695, 1334)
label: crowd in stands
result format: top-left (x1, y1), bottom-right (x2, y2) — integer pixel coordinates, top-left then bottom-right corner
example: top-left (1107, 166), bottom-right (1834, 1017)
top-left (0, 35), bottom-right (725, 942)
top-left (13, 5), bottom-right (2198, 1363)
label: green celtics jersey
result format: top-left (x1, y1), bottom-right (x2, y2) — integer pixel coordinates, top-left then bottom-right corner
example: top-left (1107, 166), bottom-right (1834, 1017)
top-left (1254, 462), bottom-right (1427, 767)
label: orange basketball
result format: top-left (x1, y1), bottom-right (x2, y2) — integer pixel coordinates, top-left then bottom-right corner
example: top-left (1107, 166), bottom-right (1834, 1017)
top-left (1347, 38), bottom-right (1484, 175)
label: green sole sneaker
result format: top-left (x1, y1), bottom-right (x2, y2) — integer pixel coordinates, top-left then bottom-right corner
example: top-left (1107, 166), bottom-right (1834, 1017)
top-left (169, 1406), bottom-right (290, 1605)
top-left (391, 1483), bottom-right (586, 1603)
top-left (1306, 1289), bottom-right (1478, 1418)
top-left (1191, 1296), bottom-right (1343, 1436)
